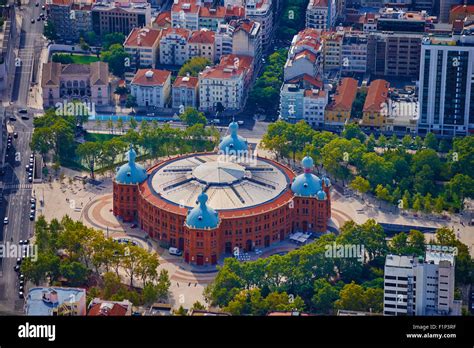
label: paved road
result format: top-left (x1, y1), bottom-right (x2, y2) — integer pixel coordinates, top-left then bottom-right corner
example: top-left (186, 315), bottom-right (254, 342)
top-left (0, 0), bottom-right (44, 314)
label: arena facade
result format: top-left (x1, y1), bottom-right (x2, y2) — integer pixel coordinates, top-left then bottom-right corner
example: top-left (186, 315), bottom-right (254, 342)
top-left (113, 122), bottom-right (332, 266)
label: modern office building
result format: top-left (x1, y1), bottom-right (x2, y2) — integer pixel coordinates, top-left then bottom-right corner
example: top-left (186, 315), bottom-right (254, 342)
top-left (418, 34), bottom-right (474, 136)
top-left (384, 252), bottom-right (461, 316)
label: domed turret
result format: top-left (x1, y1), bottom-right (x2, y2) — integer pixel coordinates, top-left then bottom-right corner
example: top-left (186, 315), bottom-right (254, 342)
top-left (291, 156), bottom-right (322, 197)
top-left (186, 192), bottom-right (219, 229)
top-left (322, 176), bottom-right (331, 187)
top-left (317, 190), bottom-right (327, 200)
top-left (115, 144), bottom-right (148, 185)
top-left (218, 121), bottom-right (248, 155)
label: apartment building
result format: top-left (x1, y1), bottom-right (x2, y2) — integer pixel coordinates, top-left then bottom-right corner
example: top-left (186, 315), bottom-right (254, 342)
top-left (280, 74), bottom-right (325, 125)
top-left (322, 30), bottom-right (343, 72)
top-left (325, 77), bottom-right (358, 126)
top-left (418, 33), bottom-right (474, 137)
top-left (367, 32), bottom-right (422, 78)
top-left (91, 0), bottom-right (151, 36)
top-left (384, 253), bottom-right (460, 316)
top-left (449, 5), bottom-right (474, 24)
top-left (172, 75), bottom-right (199, 108)
top-left (341, 32), bottom-right (367, 73)
top-left (284, 50), bottom-right (319, 82)
top-left (188, 29), bottom-right (216, 63)
top-left (124, 27), bottom-right (161, 71)
top-left (130, 69), bottom-right (171, 107)
top-left (47, 0), bottom-right (93, 42)
top-left (159, 27), bottom-right (191, 65)
top-left (171, 0), bottom-right (200, 30)
top-left (245, 0), bottom-right (273, 47)
top-left (229, 18), bottom-right (262, 68)
top-left (215, 24), bottom-right (234, 59)
top-left (360, 79), bottom-right (389, 128)
top-left (199, 54), bottom-right (253, 111)
top-left (306, 0), bottom-right (336, 31)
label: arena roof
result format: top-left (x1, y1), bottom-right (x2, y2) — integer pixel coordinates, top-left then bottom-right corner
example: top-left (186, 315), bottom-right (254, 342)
top-left (148, 154), bottom-right (291, 211)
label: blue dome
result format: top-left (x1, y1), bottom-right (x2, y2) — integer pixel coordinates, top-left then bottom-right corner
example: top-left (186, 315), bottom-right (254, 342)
top-left (186, 192), bottom-right (219, 229)
top-left (115, 145), bottom-right (148, 185)
top-left (317, 190), bottom-right (327, 200)
top-left (291, 156), bottom-right (321, 197)
top-left (302, 156), bottom-right (314, 170)
top-left (291, 173), bottom-right (322, 197)
top-left (218, 122), bottom-right (248, 154)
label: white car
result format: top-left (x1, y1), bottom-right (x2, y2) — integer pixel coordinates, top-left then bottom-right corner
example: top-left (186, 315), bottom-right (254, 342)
top-left (3, 217), bottom-right (8, 224)
top-left (169, 247), bottom-right (182, 256)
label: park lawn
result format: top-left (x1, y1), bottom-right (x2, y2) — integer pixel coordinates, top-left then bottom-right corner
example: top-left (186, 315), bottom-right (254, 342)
top-left (84, 132), bottom-right (119, 142)
top-left (70, 55), bottom-right (100, 64)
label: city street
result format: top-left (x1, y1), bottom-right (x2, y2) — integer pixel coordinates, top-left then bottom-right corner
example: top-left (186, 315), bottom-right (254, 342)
top-left (0, 0), bottom-right (45, 314)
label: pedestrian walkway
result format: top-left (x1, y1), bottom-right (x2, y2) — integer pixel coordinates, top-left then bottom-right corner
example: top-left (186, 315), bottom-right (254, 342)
top-left (4, 183), bottom-right (33, 190)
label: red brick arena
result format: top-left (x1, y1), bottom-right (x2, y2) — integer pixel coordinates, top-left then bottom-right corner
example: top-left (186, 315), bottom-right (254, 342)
top-left (113, 122), bottom-right (331, 266)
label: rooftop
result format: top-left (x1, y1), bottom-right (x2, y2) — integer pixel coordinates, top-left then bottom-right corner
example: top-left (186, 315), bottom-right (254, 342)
top-left (25, 287), bottom-right (86, 316)
top-left (189, 29), bottom-right (215, 44)
top-left (124, 27), bottom-right (161, 47)
top-left (363, 79), bottom-right (389, 113)
top-left (327, 77), bottom-right (358, 112)
top-left (173, 75), bottom-right (199, 88)
top-left (131, 69), bottom-right (171, 86)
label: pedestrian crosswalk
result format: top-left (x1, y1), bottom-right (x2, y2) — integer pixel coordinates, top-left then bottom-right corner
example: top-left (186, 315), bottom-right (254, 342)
top-left (4, 183), bottom-right (33, 190)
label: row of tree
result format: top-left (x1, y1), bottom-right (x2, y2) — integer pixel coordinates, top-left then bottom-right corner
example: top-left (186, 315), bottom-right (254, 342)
top-left (21, 216), bottom-right (170, 306)
top-left (261, 121), bottom-right (474, 212)
top-left (204, 220), bottom-right (473, 314)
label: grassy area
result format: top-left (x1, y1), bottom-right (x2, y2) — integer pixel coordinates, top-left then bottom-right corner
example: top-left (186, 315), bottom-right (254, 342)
top-left (84, 132), bottom-right (119, 142)
top-left (70, 55), bottom-right (100, 64)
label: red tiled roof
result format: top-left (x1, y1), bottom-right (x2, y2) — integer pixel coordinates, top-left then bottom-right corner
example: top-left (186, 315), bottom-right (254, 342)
top-left (173, 75), bottom-right (198, 88)
top-left (189, 29), bottom-right (215, 44)
top-left (231, 19), bottom-right (257, 34)
top-left (450, 4), bottom-right (474, 15)
top-left (154, 11), bottom-right (171, 27)
top-left (294, 29), bottom-right (322, 52)
top-left (294, 49), bottom-right (317, 63)
top-left (132, 69), bottom-right (171, 86)
top-left (50, 0), bottom-right (72, 5)
top-left (171, 0), bottom-right (199, 13)
top-left (161, 27), bottom-right (191, 39)
top-left (288, 74), bottom-right (323, 89)
top-left (308, 0), bottom-right (328, 8)
top-left (363, 79), bottom-right (389, 113)
top-left (327, 77), bottom-right (358, 112)
top-left (124, 28), bottom-right (161, 47)
top-left (304, 89), bottom-right (326, 98)
top-left (199, 6), bottom-right (226, 18)
top-left (200, 54), bottom-right (253, 79)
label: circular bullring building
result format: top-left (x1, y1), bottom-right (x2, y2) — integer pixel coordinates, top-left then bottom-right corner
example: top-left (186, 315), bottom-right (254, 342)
top-left (113, 122), bottom-right (331, 266)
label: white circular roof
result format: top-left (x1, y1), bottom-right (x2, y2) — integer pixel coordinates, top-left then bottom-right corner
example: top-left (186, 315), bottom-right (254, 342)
top-left (193, 161), bottom-right (246, 185)
top-left (149, 154), bottom-right (290, 210)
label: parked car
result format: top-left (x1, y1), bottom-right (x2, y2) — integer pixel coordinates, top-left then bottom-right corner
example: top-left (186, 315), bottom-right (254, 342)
top-left (3, 217), bottom-right (8, 224)
top-left (13, 132), bottom-right (18, 138)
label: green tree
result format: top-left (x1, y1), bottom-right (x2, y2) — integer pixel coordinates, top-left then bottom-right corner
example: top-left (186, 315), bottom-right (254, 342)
top-left (312, 279), bottom-right (339, 313)
top-left (412, 194), bottom-right (423, 212)
top-left (423, 193), bottom-right (433, 213)
top-left (423, 132), bottom-right (438, 150)
top-left (76, 142), bottom-right (103, 178)
top-left (178, 57), bottom-right (212, 77)
top-left (179, 107), bottom-right (207, 126)
top-left (401, 135), bottom-right (412, 149)
top-left (125, 95), bottom-right (137, 109)
top-left (342, 123), bottom-right (366, 143)
top-left (351, 90), bottom-right (367, 119)
top-left (350, 176), bottom-right (370, 194)
top-left (100, 44), bottom-right (130, 77)
top-left (142, 283), bottom-right (159, 305)
top-left (434, 196), bottom-right (445, 213)
top-left (377, 134), bottom-right (387, 149)
top-left (102, 32), bottom-right (126, 50)
top-left (43, 20), bottom-right (58, 41)
top-left (407, 230), bottom-right (426, 256)
top-left (156, 269), bottom-right (171, 300)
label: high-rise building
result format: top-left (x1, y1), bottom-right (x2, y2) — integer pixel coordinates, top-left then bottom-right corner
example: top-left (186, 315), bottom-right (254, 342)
top-left (418, 34), bottom-right (474, 136)
top-left (384, 252), bottom-right (460, 316)
top-left (245, 0), bottom-right (273, 48)
top-left (306, 0), bottom-right (336, 31)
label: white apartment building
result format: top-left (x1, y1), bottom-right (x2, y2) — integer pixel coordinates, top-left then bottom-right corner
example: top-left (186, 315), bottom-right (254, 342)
top-left (230, 19), bottom-right (262, 69)
top-left (159, 27), bottom-right (192, 65)
top-left (215, 24), bottom-right (234, 60)
top-left (284, 50), bottom-right (319, 81)
top-left (418, 34), bottom-right (474, 137)
top-left (322, 31), bottom-right (343, 72)
top-left (188, 29), bottom-right (216, 63)
top-left (172, 75), bottom-right (199, 109)
top-left (199, 54), bottom-right (253, 111)
top-left (124, 27), bottom-right (161, 81)
top-left (245, 0), bottom-right (273, 47)
top-left (285, 29), bottom-right (323, 82)
top-left (303, 88), bottom-right (328, 127)
top-left (171, 0), bottom-right (200, 30)
top-left (306, 0), bottom-right (336, 31)
top-left (131, 69), bottom-right (171, 107)
top-left (384, 253), bottom-right (460, 316)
